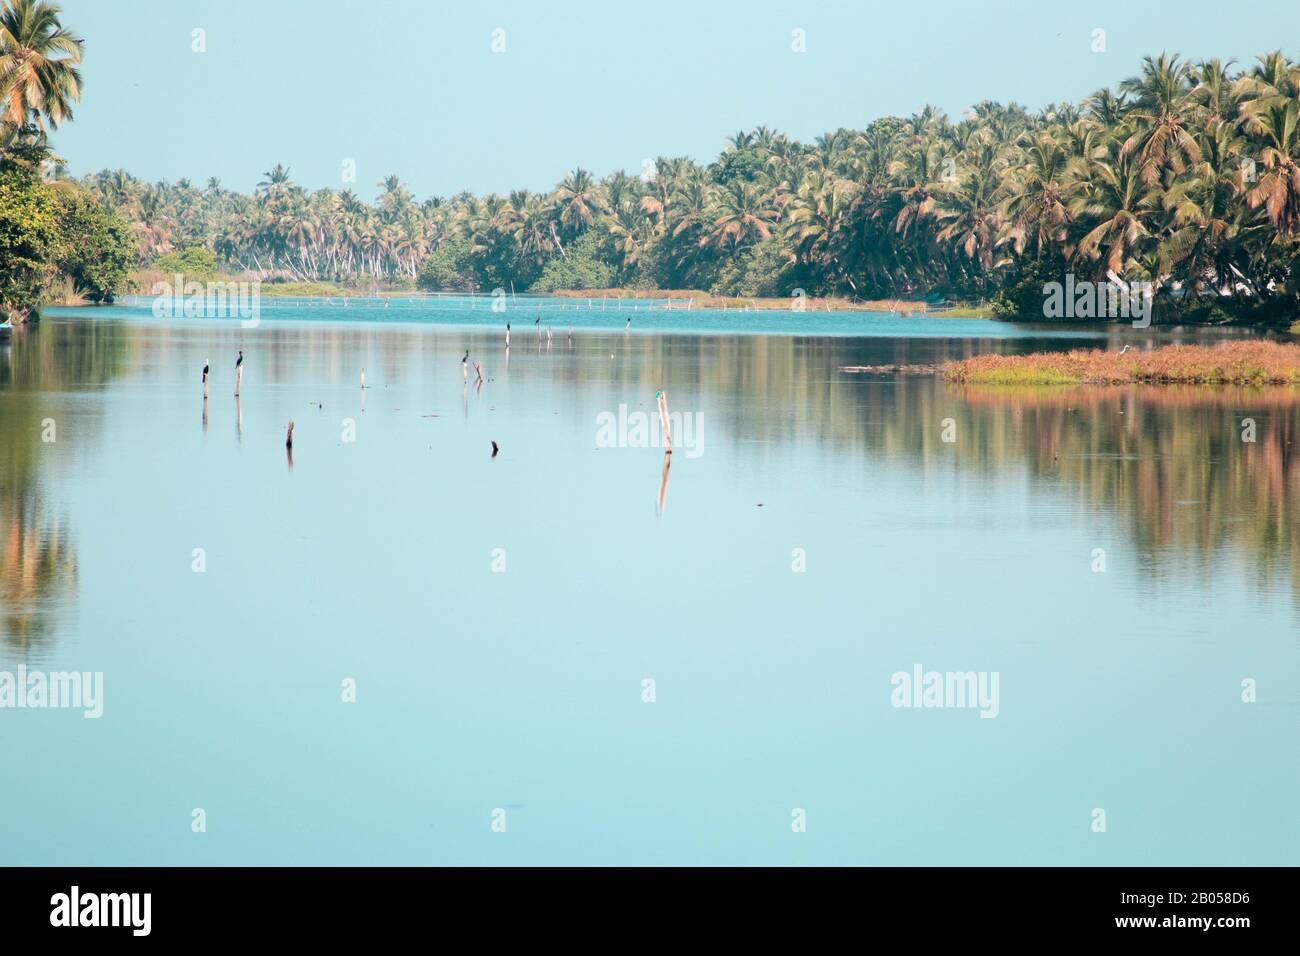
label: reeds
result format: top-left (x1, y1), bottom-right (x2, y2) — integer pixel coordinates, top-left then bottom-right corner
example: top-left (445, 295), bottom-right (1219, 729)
top-left (943, 341), bottom-right (1300, 386)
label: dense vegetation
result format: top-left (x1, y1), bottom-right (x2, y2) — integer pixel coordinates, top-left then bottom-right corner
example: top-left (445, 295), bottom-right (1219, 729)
top-left (0, 0), bottom-right (132, 321)
top-left (78, 50), bottom-right (1300, 324)
top-left (4, 0), bottom-right (1300, 325)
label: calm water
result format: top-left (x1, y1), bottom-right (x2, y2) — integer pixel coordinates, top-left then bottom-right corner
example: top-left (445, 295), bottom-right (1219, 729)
top-left (1, 304), bottom-right (1297, 865)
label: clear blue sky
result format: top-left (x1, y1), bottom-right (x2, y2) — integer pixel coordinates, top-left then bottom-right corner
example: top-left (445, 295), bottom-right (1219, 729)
top-left (51, 0), bottom-right (1300, 200)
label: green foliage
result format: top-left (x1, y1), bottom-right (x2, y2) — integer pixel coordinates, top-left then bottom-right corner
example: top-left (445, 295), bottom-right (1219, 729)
top-left (53, 189), bottom-right (132, 302)
top-left (152, 244), bottom-right (219, 281)
top-left (708, 240), bottom-right (791, 297)
top-left (416, 235), bottom-right (479, 292)
top-left (990, 258), bottom-right (1068, 320)
top-left (0, 159), bottom-right (59, 320)
top-left (530, 233), bottom-right (615, 292)
top-left (713, 149), bottom-right (766, 186)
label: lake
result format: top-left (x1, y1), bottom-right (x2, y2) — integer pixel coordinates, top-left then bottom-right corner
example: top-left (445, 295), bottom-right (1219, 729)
top-left (1, 302), bottom-right (1296, 865)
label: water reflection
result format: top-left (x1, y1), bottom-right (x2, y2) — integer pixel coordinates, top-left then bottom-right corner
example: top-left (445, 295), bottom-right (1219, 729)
top-left (944, 382), bottom-right (1300, 595)
top-left (0, 320), bottom-right (127, 657)
top-left (3, 313), bottom-right (1298, 667)
top-left (605, 332), bottom-right (1300, 599)
top-left (657, 452), bottom-right (672, 516)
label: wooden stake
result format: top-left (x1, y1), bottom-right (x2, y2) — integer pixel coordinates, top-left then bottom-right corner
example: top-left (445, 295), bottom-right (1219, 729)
top-left (235, 365), bottom-right (242, 396)
top-left (657, 451), bottom-right (672, 515)
top-left (657, 389), bottom-right (672, 454)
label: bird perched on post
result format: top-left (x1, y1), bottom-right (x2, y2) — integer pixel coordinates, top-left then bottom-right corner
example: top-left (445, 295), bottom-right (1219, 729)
top-left (202, 359), bottom-right (210, 383)
top-left (491, 441), bottom-right (500, 458)
top-left (462, 349), bottom-right (469, 380)
top-left (236, 350), bottom-right (243, 370)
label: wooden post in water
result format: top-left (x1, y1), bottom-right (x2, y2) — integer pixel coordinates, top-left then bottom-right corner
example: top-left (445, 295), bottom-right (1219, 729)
top-left (360, 367), bottom-right (366, 390)
top-left (474, 361), bottom-right (484, 384)
top-left (657, 389), bottom-right (672, 454)
top-left (235, 365), bottom-right (242, 396)
top-left (657, 451), bottom-right (672, 515)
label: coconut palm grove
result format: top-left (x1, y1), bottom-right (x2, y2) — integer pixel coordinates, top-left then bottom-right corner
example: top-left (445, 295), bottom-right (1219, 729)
top-left (1, 2), bottom-right (1300, 324)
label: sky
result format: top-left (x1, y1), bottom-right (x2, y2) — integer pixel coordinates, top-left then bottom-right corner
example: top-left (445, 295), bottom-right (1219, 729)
top-left (50, 0), bottom-right (1300, 201)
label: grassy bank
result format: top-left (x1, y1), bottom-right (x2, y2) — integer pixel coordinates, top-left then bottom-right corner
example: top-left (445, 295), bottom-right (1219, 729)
top-left (944, 341), bottom-right (1300, 386)
top-left (124, 270), bottom-right (366, 299)
top-left (549, 289), bottom-right (963, 313)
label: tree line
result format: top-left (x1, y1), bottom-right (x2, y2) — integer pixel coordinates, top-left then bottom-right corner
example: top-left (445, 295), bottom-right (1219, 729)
top-left (88, 50), bottom-right (1300, 324)
top-left (6, 0), bottom-right (1300, 325)
top-left (1, 0), bottom-right (132, 322)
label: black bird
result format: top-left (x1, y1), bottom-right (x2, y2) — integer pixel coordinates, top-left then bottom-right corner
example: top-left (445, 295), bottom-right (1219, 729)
top-left (202, 359), bottom-right (209, 383)
top-left (462, 350), bottom-right (469, 364)
top-left (235, 350), bottom-right (243, 369)
top-left (491, 441), bottom-right (500, 458)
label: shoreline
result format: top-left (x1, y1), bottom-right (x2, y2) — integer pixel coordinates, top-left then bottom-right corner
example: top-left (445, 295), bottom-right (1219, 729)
top-left (100, 276), bottom-right (992, 315)
top-left (49, 297), bottom-right (1286, 347)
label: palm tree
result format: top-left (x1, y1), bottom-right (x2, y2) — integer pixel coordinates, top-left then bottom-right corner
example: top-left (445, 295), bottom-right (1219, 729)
top-left (1002, 135), bottom-right (1082, 259)
top-left (553, 168), bottom-right (604, 235)
top-left (0, 0), bottom-right (82, 131)
top-left (1244, 101), bottom-right (1300, 236)
top-left (1070, 146), bottom-right (1158, 275)
top-left (935, 144), bottom-right (1005, 278)
top-left (1190, 59), bottom-right (1239, 129)
top-left (701, 180), bottom-right (779, 250)
top-left (1085, 89), bottom-right (1132, 128)
top-left (786, 170), bottom-right (858, 291)
top-left (1156, 121), bottom-right (1247, 294)
top-left (1235, 51), bottom-right (1300, 126)
top-left (1119, 53), bottom-right (1200, 184)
